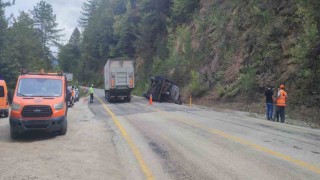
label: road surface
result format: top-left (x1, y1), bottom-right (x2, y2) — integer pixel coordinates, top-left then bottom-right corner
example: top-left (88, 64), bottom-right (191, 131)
top-left (0, 88), bottom-right (319, 180)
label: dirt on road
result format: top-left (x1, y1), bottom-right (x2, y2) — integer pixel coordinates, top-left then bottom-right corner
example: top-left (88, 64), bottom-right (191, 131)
top-left (0, 99), bottom-right (123, 180)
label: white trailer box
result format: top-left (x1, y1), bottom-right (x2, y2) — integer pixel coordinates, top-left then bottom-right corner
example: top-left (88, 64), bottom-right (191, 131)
top-left (104, 58), bottom-right (134, 102)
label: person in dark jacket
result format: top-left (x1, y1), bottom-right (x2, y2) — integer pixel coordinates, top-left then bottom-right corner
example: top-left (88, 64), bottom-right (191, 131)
top-left (264, 86), bottom-right (274, 120)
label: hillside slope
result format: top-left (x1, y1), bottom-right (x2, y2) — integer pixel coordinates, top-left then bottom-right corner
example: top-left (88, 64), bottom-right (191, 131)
top-left (77, 0), bottom-right (320, 126)
top-left (159, 0), bottom-right (320, 126)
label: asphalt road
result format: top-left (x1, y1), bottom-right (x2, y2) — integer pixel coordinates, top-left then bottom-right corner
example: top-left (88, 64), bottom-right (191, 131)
top-left (91, 88), bottom-right (320, 180)
top-left (0, 88), bottom-right (319, 180)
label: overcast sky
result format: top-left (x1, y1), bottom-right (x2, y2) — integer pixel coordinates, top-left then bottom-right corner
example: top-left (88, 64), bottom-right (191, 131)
top-left (5, 0), bottom-right (85, 45)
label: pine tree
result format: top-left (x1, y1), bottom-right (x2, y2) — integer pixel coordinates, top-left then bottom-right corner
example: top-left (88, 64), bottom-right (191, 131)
top-left (134, 0), bottom-right (171, 77)
top-left (78, 0), bottom-right (101, 27)
top-left (0, 0), bottom-right (17, 87)
top-left (171, 0), bottom-right (200, 25)
top-left (113, 0), bottom-right (138, 58)
top-left (0, 0), bottom-right (10, 50)
top-left (8, 12), bottom-right (46, 68)
top-left (31, 0), bottom-right (63, 48)
top-left (58, 28), bottom-right (81, 79)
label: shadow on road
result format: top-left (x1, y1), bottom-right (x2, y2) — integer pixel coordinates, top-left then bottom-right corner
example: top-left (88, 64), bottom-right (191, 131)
top-left (11, 131), bottom-right (58, 142)
top-left (0, 124), bottom-right (58, 143)
top-left (106, 98), bottom-right (129, 104)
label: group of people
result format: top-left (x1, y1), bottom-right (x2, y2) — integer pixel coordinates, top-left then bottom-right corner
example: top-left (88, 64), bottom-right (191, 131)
top-left (264, 84), bottom-right (288, 123)
top-left (68, 86), bottom-right (79, 107)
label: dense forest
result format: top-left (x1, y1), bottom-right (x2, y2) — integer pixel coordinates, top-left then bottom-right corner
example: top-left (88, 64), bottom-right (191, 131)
top-left (0, 0), bottom-right (319, 125)
top-left (0, 0), bottom-right (62, 88)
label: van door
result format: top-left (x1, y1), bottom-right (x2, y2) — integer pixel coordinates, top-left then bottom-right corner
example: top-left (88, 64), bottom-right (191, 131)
top-left (0, 86), bottom-right (6, 107)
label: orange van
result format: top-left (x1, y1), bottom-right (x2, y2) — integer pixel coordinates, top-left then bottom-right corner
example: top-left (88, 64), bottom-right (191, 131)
top-left (9, 70), bottom-right (68, 139)
top-left (0, 79), bottom-right (9, 118)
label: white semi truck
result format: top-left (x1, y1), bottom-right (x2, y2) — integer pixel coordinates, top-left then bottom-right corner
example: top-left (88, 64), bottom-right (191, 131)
top-left (104, 58), bottom-right (134, 102)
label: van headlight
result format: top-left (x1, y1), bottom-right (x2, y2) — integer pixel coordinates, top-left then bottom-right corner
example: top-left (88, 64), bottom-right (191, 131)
top-left (11, 103), bottom-right (21, 111)
top-left (54, 102), bottom-right (64, 110)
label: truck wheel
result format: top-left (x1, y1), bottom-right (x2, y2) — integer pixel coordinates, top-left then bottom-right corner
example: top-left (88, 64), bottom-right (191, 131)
top-left (126, 97), bottom-right (131, 102)
top-left (10, 128), bottom-right (19, 140)
top-left (59, 119), bottom-right (68, 135)
top-left (105, 91), bottom-right (111, 102)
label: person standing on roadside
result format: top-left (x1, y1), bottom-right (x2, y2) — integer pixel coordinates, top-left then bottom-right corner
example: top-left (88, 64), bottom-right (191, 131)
top-left (264, 86), bottom-right (274, 120)
top-left (275, 84), bottom-right (288, 123)
top-left (89, 84), bottom-right (94, 103)
top-left (272, 87), bottom-right (280, 121)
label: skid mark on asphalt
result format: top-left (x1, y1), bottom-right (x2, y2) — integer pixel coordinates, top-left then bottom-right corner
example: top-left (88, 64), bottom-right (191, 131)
top-left (293, 146), bottom-right (303, 150)
top-left (149, 142), bottom-right (169, 159)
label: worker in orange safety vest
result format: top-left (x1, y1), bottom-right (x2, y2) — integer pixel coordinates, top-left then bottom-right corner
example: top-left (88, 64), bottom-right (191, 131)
top-left (275, 84), bottom-right (288, 123)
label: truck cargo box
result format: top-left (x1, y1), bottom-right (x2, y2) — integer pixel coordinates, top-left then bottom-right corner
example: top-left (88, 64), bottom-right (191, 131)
top-left (104, 58), bottom-right (134, 102)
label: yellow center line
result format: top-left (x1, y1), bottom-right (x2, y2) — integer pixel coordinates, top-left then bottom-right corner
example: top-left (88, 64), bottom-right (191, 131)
top-left (95, 95), bottom-right (154, 180)
top-left (147, 105), bottom-right (320, 174)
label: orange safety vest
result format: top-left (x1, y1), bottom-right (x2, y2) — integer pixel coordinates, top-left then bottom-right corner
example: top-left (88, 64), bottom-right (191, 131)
top-left (72, 90), bottom-right (75, 97)
top-left (276, 89), bottom-right (287, 106)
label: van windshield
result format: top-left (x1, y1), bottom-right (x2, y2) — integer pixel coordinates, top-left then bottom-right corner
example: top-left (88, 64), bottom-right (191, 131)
top-left (0, 86), bottom-right (4, 97)
top-left (17, 78), bottom-right (62, 97)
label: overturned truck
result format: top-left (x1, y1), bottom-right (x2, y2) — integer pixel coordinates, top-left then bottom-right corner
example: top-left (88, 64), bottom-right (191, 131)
top-left (144, 76), bottom-right (182, 104)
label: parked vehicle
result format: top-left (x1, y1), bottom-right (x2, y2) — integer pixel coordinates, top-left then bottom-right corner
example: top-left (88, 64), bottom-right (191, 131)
top-left (0, 79), bottom-right (9, 118)
top-left (144, 76), bottom-right (182, 105)
top-left (9, 70), bottom-right (68, 139)
top-left (104, 58), bottom-right (134, 102)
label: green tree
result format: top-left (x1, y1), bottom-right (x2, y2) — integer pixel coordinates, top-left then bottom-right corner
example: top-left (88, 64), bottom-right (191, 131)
top-left (78, 0), bottom-right (101, 27)
top-left (2, 12), bottom-right (47, 70)
top-left (31, 0), bottom-right (63, 48)
top-left (0, 0), bottom-right (18, 88)
top-left (112, 0), bottom-right (138, 57)
top-left (0, 0), bottom-right (11, 51)
top-left (171, 0), bottom-right (200, 25)
top-left (134, 0), bottom-right (171, 77)
top-left (79, 0), bottom-right (117, 83)
top-left (58, 28), bottom-right (81, 78)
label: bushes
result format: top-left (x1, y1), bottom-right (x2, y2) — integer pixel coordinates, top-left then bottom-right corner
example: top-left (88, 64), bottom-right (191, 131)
top-left (238, 67), bottom-right (257, 95)
top-left (290, 6), bottom-right (319, 63)
top-left (188, 70), bottom-right (208, 96)
top-left (132, 79), bottom-right (149, 96)
top-left (215, 83), bottom-right (225, 97)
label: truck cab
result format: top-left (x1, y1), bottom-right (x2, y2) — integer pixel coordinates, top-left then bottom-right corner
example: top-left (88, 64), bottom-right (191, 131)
top-left (0, 79), bottom-right (9, 118)
top-left (9, 70), bottom-right (68, 139)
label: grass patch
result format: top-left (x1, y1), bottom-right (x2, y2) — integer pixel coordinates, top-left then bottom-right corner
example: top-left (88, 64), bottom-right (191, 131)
top-left (132, 80), bottom-right (150, 97)
top-left (79, 87), bottom-right (89, 98)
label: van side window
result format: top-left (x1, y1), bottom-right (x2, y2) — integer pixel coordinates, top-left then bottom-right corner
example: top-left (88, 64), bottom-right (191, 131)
top-left (0, 86), bottom-right (4, 97)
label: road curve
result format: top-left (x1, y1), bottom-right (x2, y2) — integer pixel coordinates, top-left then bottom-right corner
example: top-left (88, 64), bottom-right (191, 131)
top-left (91, 88), bottom-right (320, 180)
top-left (1, 88), bottom-right (319, 180)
